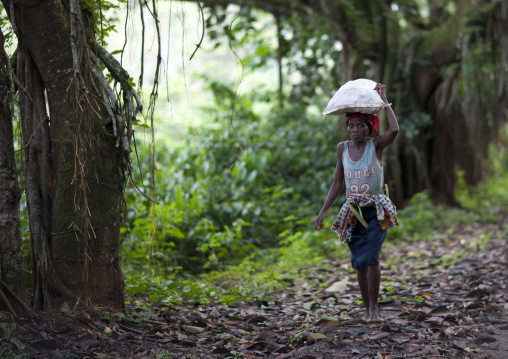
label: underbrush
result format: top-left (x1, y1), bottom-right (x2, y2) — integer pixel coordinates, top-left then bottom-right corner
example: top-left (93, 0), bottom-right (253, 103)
top-left (123, 181), bottom-right (507, 312)
top-left (389, 191), bottom-right (477, 241)
top-left (121, 84), bottom-right (341, 277)
top-left (455, 127), bottom-right (508, 222)
top-left (120, 84), bottom-right (508, 313)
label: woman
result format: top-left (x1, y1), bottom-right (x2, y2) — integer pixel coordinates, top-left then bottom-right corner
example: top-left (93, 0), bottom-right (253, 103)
top-left (314, 83), bottom-right (399, 323)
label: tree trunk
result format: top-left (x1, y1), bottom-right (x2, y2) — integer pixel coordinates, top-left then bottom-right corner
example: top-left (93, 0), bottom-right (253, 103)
top-left (0, 28), bottom-right (27, 314)
top-left (6, 0), bottom-right (125, 309)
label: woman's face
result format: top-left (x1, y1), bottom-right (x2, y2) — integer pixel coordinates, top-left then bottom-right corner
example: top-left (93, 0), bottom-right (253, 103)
top-left (347, 117), bottom-right (371, 142)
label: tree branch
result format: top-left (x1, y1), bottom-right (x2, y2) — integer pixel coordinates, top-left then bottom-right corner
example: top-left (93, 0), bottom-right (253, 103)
top-left (90, 44), bottom-right (142, 112)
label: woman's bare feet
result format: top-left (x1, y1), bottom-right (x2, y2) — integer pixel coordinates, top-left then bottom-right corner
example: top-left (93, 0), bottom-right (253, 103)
top-left (366, 316), bottom-right (381, 323)
top-left (361, 311), bottom-right (369, 321)
top-left (366, 307), bottom-right (382, 323)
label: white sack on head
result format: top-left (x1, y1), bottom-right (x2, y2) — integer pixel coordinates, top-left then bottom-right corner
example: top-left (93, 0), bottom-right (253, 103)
top-left (322, 78), bottom-right (385, 116)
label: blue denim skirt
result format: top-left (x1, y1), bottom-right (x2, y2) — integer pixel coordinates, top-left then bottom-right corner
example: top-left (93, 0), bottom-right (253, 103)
top-left (347, 206), bottom-right (386, 271)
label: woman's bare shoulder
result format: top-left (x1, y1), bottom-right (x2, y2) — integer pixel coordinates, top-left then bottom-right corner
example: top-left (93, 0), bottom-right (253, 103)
top-left (336, 141), bottom-right (346, 157)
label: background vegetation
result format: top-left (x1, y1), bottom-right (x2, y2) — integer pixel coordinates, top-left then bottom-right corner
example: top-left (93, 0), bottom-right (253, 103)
top-left (117, 49), bottom-right (508, 310)
top-left (119, 119), bottom-right (507, 310)
top-left (3, 0), bottom-right (508, 312)
top-left (91, 0), bottom-right (508, 306)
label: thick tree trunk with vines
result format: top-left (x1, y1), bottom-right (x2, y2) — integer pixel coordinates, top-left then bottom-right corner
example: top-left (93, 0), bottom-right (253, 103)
top-left (7, 0), bottom-right (125, 309)
top-left (0, 28), bottom-right (27, 314)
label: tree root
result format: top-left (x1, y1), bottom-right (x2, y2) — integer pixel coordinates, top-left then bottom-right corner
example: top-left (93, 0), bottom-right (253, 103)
top-left (0, 288), bottom-right (19, 320)
top-left (0, 279), bottom-right (35, 318)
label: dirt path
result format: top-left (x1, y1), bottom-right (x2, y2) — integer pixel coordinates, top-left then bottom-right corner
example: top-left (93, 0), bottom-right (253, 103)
top-left (486, 314), bottom-right (508, 359)
top-left (1, 222), bottom-right (507, 358)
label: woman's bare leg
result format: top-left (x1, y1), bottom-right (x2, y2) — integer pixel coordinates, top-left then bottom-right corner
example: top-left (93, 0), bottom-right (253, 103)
top-left (356, 269), bottom-right (370, 320)
top-left (366, 265), bottom-right (381, 322)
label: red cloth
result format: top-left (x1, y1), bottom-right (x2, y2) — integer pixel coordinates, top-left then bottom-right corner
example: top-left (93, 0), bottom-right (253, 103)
top-left (346, 112), bottom-right (380, 134)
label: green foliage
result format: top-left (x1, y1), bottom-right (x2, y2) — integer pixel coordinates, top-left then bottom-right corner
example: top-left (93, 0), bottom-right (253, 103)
top-left (0, 323), bottom-right (27, 359)
top-left (124, 272), bottom-right (272, 308)
top-left (156, 350), bottom-right (179, 359)
top-left (121, 83), bottom-right (507, 309)
top-left (3, 0), bottom-right (505, 323)
top-left (413, 295), bottom-right (426, 303)
top-left (0, 9), bottom-right (15, 52)
top-left (204, 5), bottom-right (340, 102)
top-left (455, 125), bottom-right (508, 221)
top-left (119, 77), bottom-right (360, 306)
top-left (116, 1), bottom-right (508, 311)
top-left (122, 78), bottom-right (343, 276)
top-left (226, 350), bottom-right (243, 359)
top-left (399, 112), bottom-right (432, 140)
top-left (389, 191), bottom-right (475, 241)
top-left (80, 0), bottom-right (126, 46)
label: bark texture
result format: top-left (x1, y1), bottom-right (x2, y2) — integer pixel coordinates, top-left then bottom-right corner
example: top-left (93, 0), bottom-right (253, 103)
top-left (0, 28), bottom-right (27, 313)
top-left (5, 0), bottom-right (125, 309)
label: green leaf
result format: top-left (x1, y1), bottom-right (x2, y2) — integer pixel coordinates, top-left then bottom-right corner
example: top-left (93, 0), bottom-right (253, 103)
top-left (171, 227), bottom-right (185, 239)
top-left (176, 188), bottom-right (183, 203)
top-left (11, 338), bottom-right (25, 350)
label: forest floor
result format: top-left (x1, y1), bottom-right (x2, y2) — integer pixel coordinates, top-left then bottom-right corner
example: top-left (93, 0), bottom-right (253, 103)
top-left (2, 221), bottom-right (508, 359)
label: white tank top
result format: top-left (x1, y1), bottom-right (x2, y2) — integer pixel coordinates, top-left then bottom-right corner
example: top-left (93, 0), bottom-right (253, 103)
top-left (342, 139), bottom-right (383, 196)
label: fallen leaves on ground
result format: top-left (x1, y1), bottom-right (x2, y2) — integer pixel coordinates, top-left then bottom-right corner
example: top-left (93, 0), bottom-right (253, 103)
top-left (1, 222), bottom-right (507, 358)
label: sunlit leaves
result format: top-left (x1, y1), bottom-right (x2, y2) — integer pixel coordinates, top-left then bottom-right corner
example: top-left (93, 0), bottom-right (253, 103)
top-left (80, 0), bottom-right (126, 45)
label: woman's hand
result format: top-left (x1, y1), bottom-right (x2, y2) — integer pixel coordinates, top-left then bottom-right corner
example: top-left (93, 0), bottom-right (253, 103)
top-left (375, 83), bottom-right (389, 104)
top-left (373, 82), bottom-right (399, 152)
top-left (314, 212), bottom-right (326, 231)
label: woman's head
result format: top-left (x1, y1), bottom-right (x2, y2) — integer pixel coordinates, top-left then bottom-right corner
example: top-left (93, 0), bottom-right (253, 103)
top-left (346, 117), bottom-right (371, 142)
top-left (345, 113), bottom-right (379, 135)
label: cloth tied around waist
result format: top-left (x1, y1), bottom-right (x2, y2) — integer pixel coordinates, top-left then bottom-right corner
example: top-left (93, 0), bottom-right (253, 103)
top-left (331, 193), bottom-right (398, 243)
